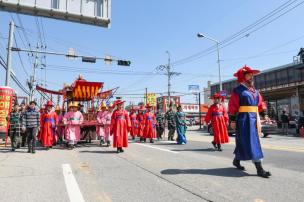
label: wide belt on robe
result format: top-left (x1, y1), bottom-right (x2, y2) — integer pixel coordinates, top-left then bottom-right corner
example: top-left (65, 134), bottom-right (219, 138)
top-left (44, 118), bottom-right (55, 123)
top-left (116, 116), bottom-right (125, 120)
top-left (68, 118), bottom-right (80, 121)
top-left (212, 112), bottom-right (223, 116)
top-left (238, 106), bottom-right (262, 136)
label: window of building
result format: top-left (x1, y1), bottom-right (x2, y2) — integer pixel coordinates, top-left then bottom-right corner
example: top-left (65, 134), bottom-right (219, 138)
top-left (255, 74), bottom-right (265, 89)
top-left (288, 67), bottom-right (299, 83)
top-left (265, 72), bottom-right (276, 87)
top-left (276, 69), bottom-right (288, 85)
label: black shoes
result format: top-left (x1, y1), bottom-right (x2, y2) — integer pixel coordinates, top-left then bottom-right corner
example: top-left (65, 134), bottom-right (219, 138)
top-left (100, 138), bottom-right (105, 145)
top-left (217, 144), bottom-right (222, 152)
top-left (117, 147), bottom-right (124, 153)
top-left (106, 141), bottom-right (111, 147)
top-left (211, 141), bottom-right (217, 149)
top-left (233, 159), bottom-right (245, 170)
top-left (211, 142), bottom-right (222, 151)
top-left (254, 162), bottom-right (271, 178)
top-left (168, 137), bottom-right (174, 141)
top-left (150, 139), bottom-right (154, 143)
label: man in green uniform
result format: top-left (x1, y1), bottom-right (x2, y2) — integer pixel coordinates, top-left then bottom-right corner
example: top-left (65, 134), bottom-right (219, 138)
top-left (7, 103), bottom-right (23, 151)
top-left (156, 108), bottom-right (165, 140)
top-left (165, 105), bottom-right (176, 141)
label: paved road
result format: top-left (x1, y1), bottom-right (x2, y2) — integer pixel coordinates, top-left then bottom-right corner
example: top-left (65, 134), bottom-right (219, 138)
top-left (0, 130), bottom-right (303, 202)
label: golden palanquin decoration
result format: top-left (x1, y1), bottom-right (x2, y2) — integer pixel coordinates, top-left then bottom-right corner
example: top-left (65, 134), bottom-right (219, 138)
top-left (72, 81), bottom-right (103, 101)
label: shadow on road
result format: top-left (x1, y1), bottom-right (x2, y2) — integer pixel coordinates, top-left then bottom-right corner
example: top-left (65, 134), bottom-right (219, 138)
top-left (161, 168), bottom-right (253, 177)
top-left (171, 148), bottom-right (216, 152)
top-left (79, 150), bottom-right (117, 154)
top-left (152, 142), bottom-right (178, 146)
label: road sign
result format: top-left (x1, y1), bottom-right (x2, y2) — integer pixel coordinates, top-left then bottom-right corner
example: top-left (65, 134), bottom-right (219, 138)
top-left (145, 93), bottom-right (157, 107)
top-left (188, 85), bottom-right (199, 93)
top-left (0, 0), bottom-right (111, 28)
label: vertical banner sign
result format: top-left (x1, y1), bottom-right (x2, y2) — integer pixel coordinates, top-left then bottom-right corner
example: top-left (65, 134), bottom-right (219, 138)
top-left (145, 93), bottom-right (157, 107)
top-left (0, 86), bottom-right (14, 137)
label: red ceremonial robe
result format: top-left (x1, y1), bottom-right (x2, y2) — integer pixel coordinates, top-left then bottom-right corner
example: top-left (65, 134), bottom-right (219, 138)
top-left (205, 103), bottom-right (229, 144)
top-left (38, 112), bottom-right (45, 141)
top-left (111, 109), bottom-right (131, 148)
top-left (41, 111), bottom-right (58, 147)
top-left (129, 112), bottom-right (138, 137)
top-left (143, 111), bottom-right (156, 139)
top-left (137, 113), bottom-right (145, 137)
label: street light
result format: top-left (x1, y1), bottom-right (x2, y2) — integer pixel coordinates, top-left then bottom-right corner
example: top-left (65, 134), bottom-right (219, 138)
top-left (197, 32), bottom-right (222, 91)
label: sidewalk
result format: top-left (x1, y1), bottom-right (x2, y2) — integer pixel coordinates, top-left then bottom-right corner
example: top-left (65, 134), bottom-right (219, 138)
top-left (185, 126), bottom-right (304, 153)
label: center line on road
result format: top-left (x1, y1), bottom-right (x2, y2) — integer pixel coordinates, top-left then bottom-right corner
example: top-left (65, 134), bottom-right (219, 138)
top-left (135, 143), bottom-right (179, 154)
top-left (62, 164), bottom-right (85, 202)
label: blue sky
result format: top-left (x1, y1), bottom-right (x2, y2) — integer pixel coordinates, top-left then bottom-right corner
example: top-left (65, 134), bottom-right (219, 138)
top-left (1, 0), bottom-right (304, 105)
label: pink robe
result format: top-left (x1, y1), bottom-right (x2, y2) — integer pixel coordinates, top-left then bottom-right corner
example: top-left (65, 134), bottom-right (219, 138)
top-left (97, 111), bottom-right (112, 142)
top-left (63, 111), bottom-right (84, 142)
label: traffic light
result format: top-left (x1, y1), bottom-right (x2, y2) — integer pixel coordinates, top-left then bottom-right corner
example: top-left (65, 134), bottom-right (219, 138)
top-left (117, 60), bottom-right (131, 66)
top-left (82, 57), bottom-right (96, 63)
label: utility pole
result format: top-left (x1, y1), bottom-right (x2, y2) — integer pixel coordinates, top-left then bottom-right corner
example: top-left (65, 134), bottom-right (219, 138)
top-left (167, 51), bottom-right (171, 107)
top-left (29, 43), bottom-right (39, 101)
top-left (145, 87), bottom-right (148, 104)
top-left (157, 51), bottom-right (181, 111)
top-left (5, 21), bottom-right (14, 86)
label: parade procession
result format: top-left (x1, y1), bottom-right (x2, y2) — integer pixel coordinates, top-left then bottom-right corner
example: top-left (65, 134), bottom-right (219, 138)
top-left (1, 1), bottom-right (304, 202)
top-left (2, 75), bottom-right (190, 154)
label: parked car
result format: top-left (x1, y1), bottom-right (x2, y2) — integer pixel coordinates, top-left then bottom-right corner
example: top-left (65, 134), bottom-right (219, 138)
top-left (207, 117), bottom-right (278, 138)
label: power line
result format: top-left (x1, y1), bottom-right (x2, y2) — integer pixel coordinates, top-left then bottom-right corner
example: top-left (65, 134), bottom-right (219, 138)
top-left (13, 34), bottom-right (29, 77)
top-left (35, 17), bottom-right (43, 48)
top-left (15, 14), bottom-right (36, 65)
top-left (0, 56), bottom-right (30, 95)
top-left (172, 0), bottom-right (299, 66)
top-left (171, 0), bottom-right (304, 66)
top-left (45, 66), bottom-right (161, 76)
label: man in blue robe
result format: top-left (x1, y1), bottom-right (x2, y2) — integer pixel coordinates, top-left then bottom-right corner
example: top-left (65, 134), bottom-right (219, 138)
top-left (228, 65), bottom-right (271, 178)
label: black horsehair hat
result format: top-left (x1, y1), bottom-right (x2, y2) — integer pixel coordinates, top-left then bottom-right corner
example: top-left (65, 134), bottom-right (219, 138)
top-left (29, 100), bottom-right (37, 105)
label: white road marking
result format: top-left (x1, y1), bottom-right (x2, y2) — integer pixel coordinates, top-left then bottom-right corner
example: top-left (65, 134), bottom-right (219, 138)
top-left (62, 164), bottom-right (85, 202)
top-left (135, 143), bottom-right (179, 154)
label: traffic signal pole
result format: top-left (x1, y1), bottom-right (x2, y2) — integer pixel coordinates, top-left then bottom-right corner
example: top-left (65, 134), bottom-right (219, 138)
top-left (11, 47), bottom-right (131, 66)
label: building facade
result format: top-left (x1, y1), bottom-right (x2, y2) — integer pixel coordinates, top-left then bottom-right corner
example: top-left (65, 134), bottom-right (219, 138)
top-left (203, 81), bottom-right (213, 106)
